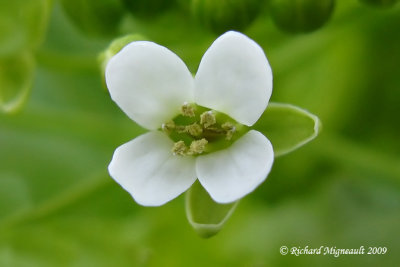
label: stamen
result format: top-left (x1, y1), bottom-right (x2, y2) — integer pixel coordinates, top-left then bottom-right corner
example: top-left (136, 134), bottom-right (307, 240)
top-left (222, 122), bottom-right (236, 140)
top-left (175, 125), bottom-right (187, 134)
top-left (164, 106), bottom-right (242, 156)
top-left (181, 102), bottom-right (195, 117)
top-left (162, 120), bottom-right (175, 134)
top-left (172, 141), bottom-right (188, 156)
top-left (200, 111), bottom-right (216, 128)
top-left (188, 138), bottom-right (208, 155)
top-left (186, 123), bottom-right (203, 137)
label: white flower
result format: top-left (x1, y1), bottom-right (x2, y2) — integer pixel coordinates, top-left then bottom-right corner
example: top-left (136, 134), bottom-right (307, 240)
top-left (106, 31), bottom-right (274, 206)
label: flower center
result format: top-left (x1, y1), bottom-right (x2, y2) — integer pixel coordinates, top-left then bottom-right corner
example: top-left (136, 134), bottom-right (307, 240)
top-left (161, 103), bottom-right (248, 156)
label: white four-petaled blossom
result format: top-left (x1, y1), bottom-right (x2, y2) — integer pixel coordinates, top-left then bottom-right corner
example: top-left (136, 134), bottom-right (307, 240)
top-left (106, 31), bottom-right (274, 206)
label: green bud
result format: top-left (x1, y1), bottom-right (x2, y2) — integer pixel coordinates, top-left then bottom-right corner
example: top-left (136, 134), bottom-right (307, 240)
top-left (99, 34), bottom-right (146, 86)
top-left (0, 52), bottom-right (35, 113)
top-left (191, 0), bottom-right (263, 34)
top-left (122, 0), bottom-right (174, 18)
top-left (0, 0), bottom-right (51, 56)
top-left (359, 0), bottom-right (398, 7)
top-left (60, 0), bottom-right (124, 37)
top-left (269, 0), bottom-right (335, 33)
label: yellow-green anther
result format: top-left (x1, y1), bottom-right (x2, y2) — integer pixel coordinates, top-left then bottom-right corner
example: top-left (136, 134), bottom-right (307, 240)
top-left (200, 111), bottom-right (216, 128)
top-left (186, 123), bottom-right (203, 137)
top-left (172, 141), bottom-right (188, 156)
top-left (164, 106), bottom-right (242, 156)
top-left (189, 138), bottom-right (208, 155)
top-left (162, 120), bottom-right (176, 133)
top-left (176, 125), bottom-right (187, 134)
top-left (181, 102), bottom-right (195, 117)
top-left (222, 122), bottom-right (236, 140)
top-left (222, 122), bottom-right (234, 130)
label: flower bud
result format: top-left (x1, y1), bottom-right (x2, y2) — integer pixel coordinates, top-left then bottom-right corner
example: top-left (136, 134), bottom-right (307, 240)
top-left (0, 0), bottom-right (51, 56)
top-left (0, 52), bottom-right (35, 113)
top-left (359, 0), bottom-right (398, 7)
top-left (60, 0), bottom-right (124, 37)
top-left (191, 0), bottom-right (263, 34)
top-left (269, 0), bottom-right (335, 33)
top-left (122, 0), bottom-right (174, 18)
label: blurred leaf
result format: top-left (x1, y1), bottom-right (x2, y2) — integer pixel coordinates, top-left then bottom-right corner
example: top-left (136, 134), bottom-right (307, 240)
top-left (186, 181), bottom-right (238, 238)
top-left (0, 174), bottom-right (32, 219)
top-left (0, 52), bottom-right (35, 113)
top-left (0, 61), bottom-right (144, 223)
top-left (360, 0), bottom-right (399, 7)
top-left (0, 0), bottom-right (51, 56)
top-left (223, 173), bottom-right (400, 266)
top-left (253, 103), bottom-right (321, 157)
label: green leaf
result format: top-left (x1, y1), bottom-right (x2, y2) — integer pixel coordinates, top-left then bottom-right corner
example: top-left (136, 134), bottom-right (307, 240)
top-left (185, 181), bottom-right (238, 238)
top-left (0, 52), bottom-right (35, 113)
top-left (0, 174), bottom-right (32, 219)
top-left (253, 102), bottom-right (321, 157)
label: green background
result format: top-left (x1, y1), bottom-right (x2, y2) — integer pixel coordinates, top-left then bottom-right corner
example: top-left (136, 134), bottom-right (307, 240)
top-left (0, 0), bottom-right (399, 266)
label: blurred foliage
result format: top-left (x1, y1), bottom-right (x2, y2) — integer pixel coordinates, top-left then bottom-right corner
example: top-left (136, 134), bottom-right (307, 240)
top-left (122, 0), bottom-right (174, 19)
top-left (0, 0), bottom-right (399, 266)
top-left (360, 0), bottom-right (399, 7)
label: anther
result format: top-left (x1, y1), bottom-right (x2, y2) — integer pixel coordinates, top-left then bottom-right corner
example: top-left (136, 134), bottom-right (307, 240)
top-left (175, 125), bottom-right (187, 134)
top-left (162, 120), bottom-right (175, 134)
top-left (172, 141), bottom-right (188, 156)
top-left (188, 138), bottom-right (208, 155)
top-left (222, 122), bottom-right (236, 140)
top-left (181, 102), bottom-right (195, 117)
top-left (200, 111), bottom-right (216, 128)
top-left (186, 123), bottom-right (203, 137)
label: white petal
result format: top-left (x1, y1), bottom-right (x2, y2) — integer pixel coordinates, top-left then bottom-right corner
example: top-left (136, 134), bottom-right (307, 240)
top-left (195, 31), bottom-right (273, 126)
top-left (106, 41), bottom-right (194, 130)
top-left (196, 130), bottom-right (274, 203)
top-left (108, 131), bottom-right (197, 206)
